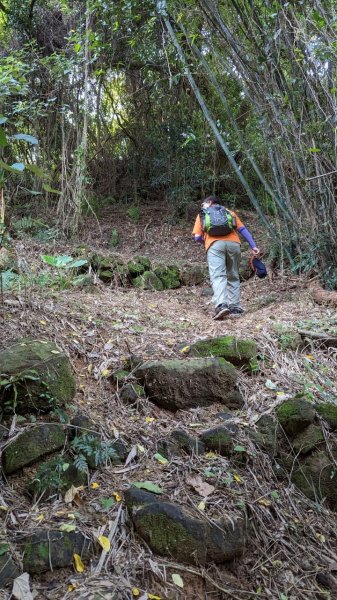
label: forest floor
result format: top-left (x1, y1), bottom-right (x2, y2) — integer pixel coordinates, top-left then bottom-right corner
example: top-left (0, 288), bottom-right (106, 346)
top-left (1, 203), bottom-right (337, 600)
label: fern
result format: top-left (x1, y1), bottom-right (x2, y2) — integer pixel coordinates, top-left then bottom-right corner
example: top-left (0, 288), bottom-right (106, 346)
top-left (73, 454), bottom-right (89, 473)
top-left (71, 434), bottom-right (118, 468)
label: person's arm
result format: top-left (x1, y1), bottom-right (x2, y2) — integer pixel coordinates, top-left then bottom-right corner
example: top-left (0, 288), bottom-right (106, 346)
top-left (192, 215), bottom-right (204, 244)
top-left (235, 213), bottom-right (260, 254)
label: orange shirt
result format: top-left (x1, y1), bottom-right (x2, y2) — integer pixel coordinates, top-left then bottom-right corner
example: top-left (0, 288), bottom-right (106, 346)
top-left (192, 210), bottom-right (244, 252)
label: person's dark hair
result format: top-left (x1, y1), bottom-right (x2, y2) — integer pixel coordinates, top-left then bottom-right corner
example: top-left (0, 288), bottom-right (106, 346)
top-left (203, 195), bottom-right (221, 205)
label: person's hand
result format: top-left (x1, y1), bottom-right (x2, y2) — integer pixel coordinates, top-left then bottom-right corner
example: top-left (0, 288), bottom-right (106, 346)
top-left (251, 247), bottom-right (260, 256)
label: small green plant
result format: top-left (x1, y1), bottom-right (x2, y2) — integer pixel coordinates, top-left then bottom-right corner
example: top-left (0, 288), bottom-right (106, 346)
top-left (41, 254), bottom-right (87, 269)
top-left (126, 205), bottom-right (140, 222)
top-left (31, 456), bottom-right (70, 497)
top-left (0, 370), bottom-right (40, 414)
top-left (71, 434), bottom-right (118, 471)
top-left (109, 228), bottom-right (120, 248)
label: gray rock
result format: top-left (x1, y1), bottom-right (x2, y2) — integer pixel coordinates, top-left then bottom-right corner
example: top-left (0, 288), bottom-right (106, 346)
top-left (21, 530), bottom-right (91, 573)
top-left (125, 488), bottom-right (245, 564)
top-left (135, 357), bottom-right (243, 411)
top-left (159, 429), bottom-right (205, 458)
top-left (248, 415), bottom-right (278, 456)
top-left (2, 424), bottom-right (66, 474)
top-left (0, 553), bottom-right (21, 589)
top-left (277, 398), bottom-right (315, 436)
top-left (120, 383), bottom-right (145, 404)
top-left (200, 427), bottom-right (234, 456)
top-left (291, 450), bottom-right (337, 510)
top-left (188, 336), bottom-right (258, 370)
top-left (0, 340), bottom-right (75, 414)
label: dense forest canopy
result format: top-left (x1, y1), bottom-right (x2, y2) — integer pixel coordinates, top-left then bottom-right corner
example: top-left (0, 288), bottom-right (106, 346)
top-left (0, 0), bottom-right (337, 286)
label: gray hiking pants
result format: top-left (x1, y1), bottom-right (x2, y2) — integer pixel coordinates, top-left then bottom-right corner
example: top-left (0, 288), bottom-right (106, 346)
top-left (207, 240), bottom-right (241, 308)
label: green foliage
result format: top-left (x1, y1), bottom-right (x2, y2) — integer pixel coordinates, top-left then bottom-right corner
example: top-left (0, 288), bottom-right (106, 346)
top-left (126, 205), bottom-right (140, 222)
top-left (41, 255), bottom-right (88, 269)
top-left (109, 228), bottom-right (120, 248)
top-left (71, 434), bottom-right (118, 471)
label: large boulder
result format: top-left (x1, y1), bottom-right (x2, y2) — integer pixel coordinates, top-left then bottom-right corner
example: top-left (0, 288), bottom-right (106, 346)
top-left (276, 398), bottom-right (315, 436)
top-left (0, 553), bottom-right (20, 589)
top-left (2, 424), bottom-right (66, 474)
top-left (248, 415), bottom-right (278, 456)
top-left (188, 335), bottom-right (258, 370)
top-left (291, 451), bottom-right (337, 510)
top-left (134, 358), bottom-right (243, 411)
top-left (179, 263), bottom-right (207, 287)
top-left (0, 340), bottom-right (75, 414)
top-left (125, 488), bottom-right (245, 565)
top-left (21, 530), bottom-right (91, 573)
top-left (127, 255), bottom-right (151, 276)
top-left (291, 424), bottom-right (324, 456)
top-left (158, 429), bottom-right (205, 458)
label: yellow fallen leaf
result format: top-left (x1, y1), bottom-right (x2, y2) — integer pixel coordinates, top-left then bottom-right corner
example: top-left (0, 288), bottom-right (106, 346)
top-left (132, 589), bottom-right (140, 597)
top-left (258, 498), bottom-right (272, 507)
top-left (305, 355), bottom-right (315, 360)
top-left (316, 533), bottom-right (325, 543)
top-left (137, 445), bottom-right (145, 453)
top-left (145, 417), bottom-right (155, 423)
top-left (205, 451), bottom-right (217, 459)
top-left (148, 595), bottom-right (161, 600)
top-left (59, 523), bottom-right (76, 532)
top-left (233, 474), bottom-right (242, 483)
top-left (67, 514), bottom-right (76, 519)
top-left (73, 553), bottom-right (85, 573)
top-left (91, 482), bottom-right (100, 489)
top-left (98, 535), bottom-right (111, 552)
top-left (273, 560), bottom-right (283, 568)
top-left (101, 369), bottom-right (111, 377)
top-left (198, 501), bottom-right (206, 511)
top-left (68, 583), bottom-right (78, 592)
top-left (34, 514), bottom-right (44, 522)
top-left (113, 492), bottom-right (122, 502)
top-left (179, 345), bottom-right (190, 354)
top-left (87, 363), bottom-right (93, 374)
top-left (50, 350), bottom-right (60, 354)
top-left (64, 485), bottom-right (85, 504)
top-left (39, 320), bottom-right (46, 325)
top-left (0, 506), bottom-right (8, 511)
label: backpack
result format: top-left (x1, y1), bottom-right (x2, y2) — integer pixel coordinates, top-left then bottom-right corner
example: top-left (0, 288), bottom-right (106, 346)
top-left (200, 204), bottom-right (236, 237)
top-left (250, 256), bottom-right (268, 279)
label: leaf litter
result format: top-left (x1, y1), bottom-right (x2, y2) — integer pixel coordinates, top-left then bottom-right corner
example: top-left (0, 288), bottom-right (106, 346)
top-left (1, 207), bottom-right (337, 599)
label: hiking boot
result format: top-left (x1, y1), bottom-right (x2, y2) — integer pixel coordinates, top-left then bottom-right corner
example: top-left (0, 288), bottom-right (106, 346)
top-left (229, 306), bottom-right (244, 317)
top-left (213, 304), bottom-right (230, 320)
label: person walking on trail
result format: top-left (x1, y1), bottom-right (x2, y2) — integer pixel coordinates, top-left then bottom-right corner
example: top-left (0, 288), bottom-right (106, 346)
top-left (192, 196), bottom-right (260, 320)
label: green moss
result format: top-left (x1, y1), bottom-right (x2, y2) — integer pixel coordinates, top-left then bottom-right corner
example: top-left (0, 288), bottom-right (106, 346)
top-left (0, 340), bottom-right (75, 414)
top-left (277, 399), bottom-right (315, 435)
top-left (200, 427), bottom-right (234, 456)
top-left (132, 271), bottom-right (164, 291)
top-left (315, 403), bottom-right (337, 430)
top-left (37, 543), bottom-right (49, 560)
top-left (137, 511), bottom-right (204, 559)
top-left (2, 424), bottom-right (66, 475)
top-left (291, 451), bottom-right (337, 509)
top-left (291, 424), bottom-right (324, 455)
top-left (128, 255), bottom-right (151, 276)
top-left (154, 265), bottom-right (180, 289)
top-left (120, 383), bottom-right (145, 404)
top-left (189, 336), bottom-right (257, 369)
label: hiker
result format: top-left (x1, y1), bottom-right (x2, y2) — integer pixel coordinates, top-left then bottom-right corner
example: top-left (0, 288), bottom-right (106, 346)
top-left (192, 196), bottom-right (260, 320)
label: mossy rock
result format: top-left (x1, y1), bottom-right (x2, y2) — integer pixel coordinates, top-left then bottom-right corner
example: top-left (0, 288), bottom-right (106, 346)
top-left (315, 403), bottom-right (337, 431)
top-left (0, 247), bottom-right (18, 272)
top-left (2, 424), bottom-right (66, 475)
top-left (128, 255), bottom-right (151, 276)
top-left (164, 429), bottom-right (205, 456)
top-left (277, 398), bottom-right (315, 436)
top-left (188, 335), bottom-right (258, 370)
top-left (200, 427), bottom-right (234, 456)
top-left (99, 269), bottom-right (114, 282)
top-left (291, 424), bottom-right (324, 456)
top-left (248, 415), bottom-right (278, 456)
top-left (120, 383), bottom-right (146, 404)
top-left (0, 553), bottom-right (21, 589)
top-left (180, 263), bottom-right (208, 287)
top-left (154, 265), bottom-right (180, 289)
top-left (21, 530), bottom-right (91, 574)
top-left (124, 487), bottom-right (245, 564)
top-left (0, 340), bottom-right (75, 414)
top-left (26, 457), bottom-right (87, 501)
top-left (132, 271), bottom-right (164, 291)
top-left (135, 357), bottom-right (243, 411)
top-left (69, 413), bottom-right (98, 438)
top-left (291, 450), bottom-right (337, 510)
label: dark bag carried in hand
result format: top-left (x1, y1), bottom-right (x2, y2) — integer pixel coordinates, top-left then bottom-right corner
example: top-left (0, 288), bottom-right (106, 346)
top-left (201, 204), bottom-right (236, 237)
top-left (250, 256), bottom-right (268, 279)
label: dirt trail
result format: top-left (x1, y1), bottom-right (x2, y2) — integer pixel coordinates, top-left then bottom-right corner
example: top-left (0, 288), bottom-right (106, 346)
top-left (1, 210), bottom-right (337, 600)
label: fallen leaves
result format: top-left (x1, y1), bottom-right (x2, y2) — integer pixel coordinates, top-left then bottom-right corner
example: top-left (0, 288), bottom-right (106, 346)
top-left (133, 481), bottom-right (163, 494)
top-left (186, 474), bottom-right (215, 497)
top-left (12, 573), bottom-right (33, 600)
top-left (154, 453), bottom-right (168, 465)
top-left (172, 573), bottom-right (184, 588)
top-left (97, 535), bottom-right (111, 552)
top-left (59, 523), bottom-right (76, 532)
top-left (64, 485), bottom-right (85, 504)
top-left (73, 553), bottom-right (85, 573)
